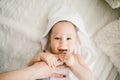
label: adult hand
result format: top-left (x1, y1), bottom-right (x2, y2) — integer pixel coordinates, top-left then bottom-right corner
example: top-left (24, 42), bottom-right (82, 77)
top-left (0, 62), bottom-right (67, 80)
top-left (31, 62), bottom-right (67, 79)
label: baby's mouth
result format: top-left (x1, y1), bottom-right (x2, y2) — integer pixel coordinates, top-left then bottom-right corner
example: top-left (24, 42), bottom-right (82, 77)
top-left (59, 49), bottom-right (68, 51)
top-left (58, 49), bottom-right (68, 52)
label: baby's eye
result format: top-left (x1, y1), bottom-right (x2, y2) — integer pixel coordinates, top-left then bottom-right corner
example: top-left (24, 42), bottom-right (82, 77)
top-left (54, 37), bottom-right (60, 40)
top-left (67, 37), bottom-right (72, 40)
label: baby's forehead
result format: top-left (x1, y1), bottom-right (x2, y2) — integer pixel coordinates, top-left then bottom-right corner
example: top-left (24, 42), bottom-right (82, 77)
top-left (53, 29), bottom-right (76, 36)
top-left (52, 21), bottom-right (77, 32)
top-left (51, 33), bottom-right (76, 37)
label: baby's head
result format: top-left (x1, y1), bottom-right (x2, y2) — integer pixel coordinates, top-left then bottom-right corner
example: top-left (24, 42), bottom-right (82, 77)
top-left (48, 20), bottom-right (78, 54)
top-left (41, 5), bottom-right (88, 55)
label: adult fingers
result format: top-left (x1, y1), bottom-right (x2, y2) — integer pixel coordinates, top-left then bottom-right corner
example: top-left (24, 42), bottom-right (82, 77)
top-left (55, 64), bottom-right (67, 70)
top-left (51, 73), bottom-right (66, 78)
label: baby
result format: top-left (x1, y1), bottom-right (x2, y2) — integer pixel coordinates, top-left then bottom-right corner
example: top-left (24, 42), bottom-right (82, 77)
top-left (40, 20), bottom-right (78, 68)
top-left (29, 5), bottom-right (96, 80)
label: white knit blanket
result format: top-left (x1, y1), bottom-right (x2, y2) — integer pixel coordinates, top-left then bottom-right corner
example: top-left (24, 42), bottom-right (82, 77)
top-left (0, 0), bottom-right (119, 80)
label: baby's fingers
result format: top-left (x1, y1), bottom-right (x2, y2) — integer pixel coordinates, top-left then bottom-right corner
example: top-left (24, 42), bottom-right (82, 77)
top-left (64, 54), bottom-right (75, 66)
top-left (58, 54), bottom-right (66, 61)
top-left (48, 60), bottom-right (54, 68)
top-left (47, 57), bottom-right (58, 68)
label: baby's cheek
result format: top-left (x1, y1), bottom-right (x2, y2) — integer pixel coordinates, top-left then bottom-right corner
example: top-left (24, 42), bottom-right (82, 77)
top-left (51, 45), bottom-right (59, 54)
top-left (70, 44), bottom-right (76, 52)
top-left (69, 47), bottom-right (74, 53)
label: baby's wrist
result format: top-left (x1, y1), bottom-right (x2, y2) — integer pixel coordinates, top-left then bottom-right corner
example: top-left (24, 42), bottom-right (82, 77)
top-left (68, 61), bottom-right (78, 68)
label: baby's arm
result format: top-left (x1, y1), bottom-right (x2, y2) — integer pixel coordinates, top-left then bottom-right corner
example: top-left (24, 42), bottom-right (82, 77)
top-left (28, 50), bottom-right (58, 68)
top-left (59, 53), bottom-right (93, 80)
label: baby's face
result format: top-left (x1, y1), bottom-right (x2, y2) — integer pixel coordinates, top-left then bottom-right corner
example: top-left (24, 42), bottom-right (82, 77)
top-left (49, 22), bottom-right (78, 54)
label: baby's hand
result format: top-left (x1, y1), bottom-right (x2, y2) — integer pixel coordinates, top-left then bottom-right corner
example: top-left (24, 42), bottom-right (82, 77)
top-left (58, 53), bottom-right (75, 67)
top-left (40, 51), bottom-right (58, 68)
